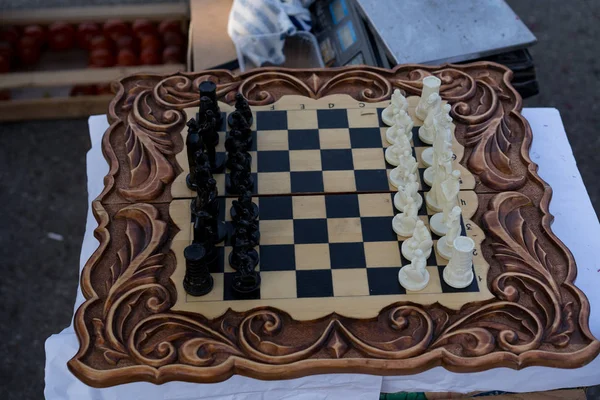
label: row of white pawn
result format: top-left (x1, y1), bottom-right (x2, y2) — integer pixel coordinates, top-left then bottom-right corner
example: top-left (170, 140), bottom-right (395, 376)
top-left (381, 76), bottom-right (475, 291)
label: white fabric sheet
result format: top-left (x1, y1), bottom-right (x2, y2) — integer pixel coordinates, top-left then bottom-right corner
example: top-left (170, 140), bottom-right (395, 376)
top-left (45, 108), bottom-right (600, 398)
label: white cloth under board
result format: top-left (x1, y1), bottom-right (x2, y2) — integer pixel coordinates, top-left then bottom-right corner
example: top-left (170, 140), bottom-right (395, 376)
top-left (44, 108), bottom-right (600, 399)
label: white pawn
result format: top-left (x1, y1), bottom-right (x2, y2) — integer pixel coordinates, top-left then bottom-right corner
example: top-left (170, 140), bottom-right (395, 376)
top-left (429, 170), bottom-right (461, 236)
top-left (394, 174), bottom-right (422, 211)
top-left (385, 109), bottom-right (414, 145)
top-left (398, 249), bottom-right (429, 291)
top-left (392, 196), bottom-right (419, 237)
top-left (389, 151), bottom-right (417, 188)
top-left (443, 236), bottom-right (475, 289)
top-left (437, 206), bottom-right (462, 260)
top-left (416, 76), bottom-right (441, 120)
top-left (401, 219), bottom-right (433, 261)
top-left (382, 89), bottom-right (409, 126)
top-left (384, 133), bottom-right (411, 166)
top-left (417, 93), bottom-right (442, 145)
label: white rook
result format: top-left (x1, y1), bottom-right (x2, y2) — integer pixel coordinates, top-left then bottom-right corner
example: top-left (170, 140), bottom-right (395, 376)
top-left (443, 236), bottom-right (475, 289)
top-left (416, 76), bottom-right (442, 120)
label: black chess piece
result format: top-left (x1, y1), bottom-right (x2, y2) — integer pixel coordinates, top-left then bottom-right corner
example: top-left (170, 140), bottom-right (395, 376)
top-left (185, 118), bottom-right (203, 190)
top-left (183, 243), bottom-right (213, 296)
top-left (232, 269), bottom-right (261, 294)
top-left (228, 93), bottom-right (253, 127)
top-left (191, 177), bottom-right (227, 245)
top-left (230, 189), bottom-right (259, 221)
top-left (229, 245), bottom-right (260, 272)
top-left (226, 150), bottom-right (253, 194)
top-left (199, 109), bottom-right (225, 173)
top-left (199, 80), bottom-right (221, 127)
top-left (192, 150), bottom-right (212, 196)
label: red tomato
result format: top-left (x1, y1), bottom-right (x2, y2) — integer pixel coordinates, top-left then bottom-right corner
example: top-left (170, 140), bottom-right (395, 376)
top-left (0, 26), bottom-right (19, 45)
top-left (70, 84), bottom-right (98, 96)
top-left (162, 31), bottom-right (184, 47)
top-left (48, 22), bottom-right (75, 51)
top-left (89, 48), bottom-right (115, 68)
top-left (77, 22), bottom-right (101, 49)
top-left (140, 34), bottom-right (161, 51)
top-left (162, 45), bottom-right (183, 64)
top-left (17, 36), bottom-right (41, 65)
top-left (23, 25), bottom-right (46, 45)
top-left (89, 35), bottom-right (112, 52)
top-left (140, 48), bottom-right (160, 65)
top-left (0, 41), bottom-right (13, 59)
top-left (132, 19), bottom-right (156, 38)
top-left (158, 20), bottom-right (180, 35)
top-left (0, 54), bottom-right (10, 73)
top-left (96, 83), bottom-right (113, 95)
top-left (103, 19), bottom-right (131, 41)
top-left (116, 48), bottom-right (138, 66)
top-left (115, 35), bottom-right (138, 51)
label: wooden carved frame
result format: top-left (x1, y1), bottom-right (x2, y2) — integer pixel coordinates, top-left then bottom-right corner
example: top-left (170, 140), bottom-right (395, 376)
top-left (68, 63), bottom-right (600, 387)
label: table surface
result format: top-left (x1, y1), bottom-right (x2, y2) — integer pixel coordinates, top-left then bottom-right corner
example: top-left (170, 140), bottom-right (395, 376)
top-left (356, 0), bottom-right (537, 64)
top-left (44, 108), bottom-right (600, 399)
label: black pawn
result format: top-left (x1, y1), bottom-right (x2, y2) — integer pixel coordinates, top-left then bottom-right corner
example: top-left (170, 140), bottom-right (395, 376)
top-left (186, 119), bottom-right (203, 191)
top-left (183, 243), bottom-right (213, 296)
top-left (201, 109), bottom-right (226, 173)
top-left (199, 80), bottom-right (221, 127)
top-left (228, 93), bottom-right (253, 127)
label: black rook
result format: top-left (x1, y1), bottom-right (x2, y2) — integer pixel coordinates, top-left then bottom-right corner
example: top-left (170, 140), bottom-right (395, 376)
top-left (183, 243), bottom-right (213, 296)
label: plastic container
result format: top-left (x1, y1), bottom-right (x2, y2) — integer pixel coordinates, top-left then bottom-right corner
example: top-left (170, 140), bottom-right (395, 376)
top-left (236, 31), bottom-right (324, 72)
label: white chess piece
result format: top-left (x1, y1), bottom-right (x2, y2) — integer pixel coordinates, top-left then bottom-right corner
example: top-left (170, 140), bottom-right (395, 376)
top-left (392, 196), bottom-right (419, 237)
top-left (389, 151), bottom-right (417, 188)
top-left (443, 236), bottom-right (475, 288)
top-left (436, 206), bottom-right (462, 260)
top-left (398, 248), bottom-right (430, 291)
top-left (385, 109), bottom-right (414, 145)
top-left (422, 116), bottom-right (452, 168)
top-left (429, 170), bottom-right (461, 236)
top-left (425, 158), bottom-right (453, 212)
top-left (394, 174), bottom-right (422, 211)
top-left (416, 75), bottom-right (441, 120)
top-left (382, 89), bottom-right (409, 126)
top-left (401, 219), bottom-right (433, 261)
top-left (384, 134), bottom-right (411, 166)
top-left (417, 93), bottom-right (442, 145)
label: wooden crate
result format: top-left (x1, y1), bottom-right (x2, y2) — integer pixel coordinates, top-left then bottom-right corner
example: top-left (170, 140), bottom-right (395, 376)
top-left (0, 2), bottom-right (190, 122)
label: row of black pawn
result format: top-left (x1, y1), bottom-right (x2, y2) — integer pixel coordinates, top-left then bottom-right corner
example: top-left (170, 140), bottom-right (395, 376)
top-left (183, 81), bottom-right (260, 297)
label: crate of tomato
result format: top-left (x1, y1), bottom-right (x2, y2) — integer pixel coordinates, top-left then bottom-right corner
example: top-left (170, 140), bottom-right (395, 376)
top-left (0, 2), bottom-right (190, 121)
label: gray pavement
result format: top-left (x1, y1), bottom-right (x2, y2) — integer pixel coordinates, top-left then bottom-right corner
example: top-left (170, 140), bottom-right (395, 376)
top-left (0, 1), bottom-right (598, 399)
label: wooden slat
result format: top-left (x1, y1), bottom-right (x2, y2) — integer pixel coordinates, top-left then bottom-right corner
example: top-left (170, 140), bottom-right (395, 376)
top-left (0, 64), bottom-right (186, 90)
top-left (0, 2), bottom-right (189, 25)
top-left (0, 95), bottom-right (114, 122)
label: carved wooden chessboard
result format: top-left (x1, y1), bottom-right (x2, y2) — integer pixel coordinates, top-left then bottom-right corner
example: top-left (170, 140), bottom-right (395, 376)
top-left (169, 95), bottom-right (488, 320)
top-left (69, 64), bottom-right (600, 388)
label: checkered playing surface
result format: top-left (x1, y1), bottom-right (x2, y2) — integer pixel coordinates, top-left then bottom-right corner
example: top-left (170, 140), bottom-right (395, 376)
top-left (177, 104), bottom-right (466, 197)
top-left (181, 192), bottom-right (478, 304)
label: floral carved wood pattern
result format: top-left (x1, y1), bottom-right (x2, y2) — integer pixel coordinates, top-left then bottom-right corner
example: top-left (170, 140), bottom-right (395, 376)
top-left (69, 64), bottom-right (599, 387)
